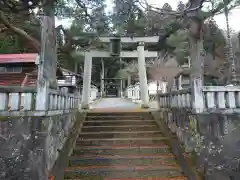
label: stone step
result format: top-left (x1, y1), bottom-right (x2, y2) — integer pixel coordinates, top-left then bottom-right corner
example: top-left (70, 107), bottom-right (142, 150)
top-left (83, 120), bottom-right (156, 126)
top-left (86, 116), bottom-right (145, 120)
top-left (64, 112), bottom-right (186, 180)
top-left (87, 112), bottom-right (150, 117)
top-left (76, 137), bottom-right (170, 146)
top-left (81, 125), bottom-right (159, 132)
top-left (104, 177), bottom-right (187, 180)
top-left (79, 131), bottom-right (163, 139)
top-left (73, 144), bottom-right (168, 149)
top-left (66, 178), bottom-right (187, 180)
top-left (69, 154), bottom-right (176, 167)
top-left (73, 144), bottom-right (170, 156)
top-left (64, 165), bottom-right (183, 179)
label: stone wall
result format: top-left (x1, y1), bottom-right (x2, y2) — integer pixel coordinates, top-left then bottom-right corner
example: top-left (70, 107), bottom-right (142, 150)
top-left (152, 109), bottom-right (240, 180)
top-left (0, 111), bottom-right (85, 180)
top-left (0, 116), bottom-right (40, 179)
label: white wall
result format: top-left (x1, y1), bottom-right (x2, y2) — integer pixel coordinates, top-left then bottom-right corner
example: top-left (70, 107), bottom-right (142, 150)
top-left (148, 81), bottom-right (167, 95)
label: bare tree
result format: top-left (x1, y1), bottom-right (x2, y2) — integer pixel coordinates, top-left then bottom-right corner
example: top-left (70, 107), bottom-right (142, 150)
top-left (149, 55), bottom-right (181, 91)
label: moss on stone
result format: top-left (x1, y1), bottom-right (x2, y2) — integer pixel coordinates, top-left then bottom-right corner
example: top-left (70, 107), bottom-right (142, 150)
top-left (184, 151), bottom-right (204, 180)
top-left (0, 116), bottom-right (8, 121)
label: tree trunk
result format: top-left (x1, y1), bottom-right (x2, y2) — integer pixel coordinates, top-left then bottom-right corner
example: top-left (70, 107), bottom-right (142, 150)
top-left (41, 0), bottom-right (58, 89)
top-left (188, 0), bottom-right (205, 113)
top-left (35, 1), bottom-right (57, 179)
top-left (0, 12), bottom-right (40, 51)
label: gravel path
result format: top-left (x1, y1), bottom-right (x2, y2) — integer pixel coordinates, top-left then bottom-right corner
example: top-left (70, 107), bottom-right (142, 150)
top-left (91, 98), bottom-right (140, 109)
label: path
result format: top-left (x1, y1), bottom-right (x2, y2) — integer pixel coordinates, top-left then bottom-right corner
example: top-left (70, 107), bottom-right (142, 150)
top-left (90, 98), bottom-right (140, 109)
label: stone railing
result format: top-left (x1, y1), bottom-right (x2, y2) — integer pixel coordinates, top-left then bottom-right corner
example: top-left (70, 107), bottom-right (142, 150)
top-left (159, 86), bottom-right (240, 113)
top-left (0, 86), bottom-right (81, 179)
top-left (48, 89), bottom-right (80, 113)
top-left (125, 85), bottom-right (140, 101)
top-left (202, 86), bottom-right (240, 113)
top-left (125, 83), bottom-right (165, 102)
top-left (157, 85), bottom-right (240, 179)
top-left (0, 86), bottom-right (80, 116)
top-left (0, 86), bottom-right (37, 112)
top-left (158, 89), bottom-right (191, 109)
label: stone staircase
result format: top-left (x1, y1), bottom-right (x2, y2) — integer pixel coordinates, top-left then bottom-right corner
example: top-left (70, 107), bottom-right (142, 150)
top-left (64, 112), bottom-right (187, 180)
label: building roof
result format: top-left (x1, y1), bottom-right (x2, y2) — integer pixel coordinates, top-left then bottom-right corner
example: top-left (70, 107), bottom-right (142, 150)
top-left (60, 67), bottom-right (81, 76)
top-left (0, 53), bottom-right (38, 64)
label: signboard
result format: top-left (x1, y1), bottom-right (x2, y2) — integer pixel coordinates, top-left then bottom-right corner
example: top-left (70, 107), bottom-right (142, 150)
top-left (40, 16), bottom-right (57, 83)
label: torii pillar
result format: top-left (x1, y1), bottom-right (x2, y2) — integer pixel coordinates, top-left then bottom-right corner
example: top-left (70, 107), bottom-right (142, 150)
top-left (137, 41), bottom-right (149, 108)
top-left (81, 50), bottom-right (92, 109)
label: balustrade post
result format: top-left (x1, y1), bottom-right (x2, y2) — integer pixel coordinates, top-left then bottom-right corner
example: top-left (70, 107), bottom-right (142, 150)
top-left (178, 75), bottom-right (183, 90)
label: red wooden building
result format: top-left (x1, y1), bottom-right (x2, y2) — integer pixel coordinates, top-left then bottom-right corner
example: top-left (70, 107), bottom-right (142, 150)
top-left (0, 53), bottom-right (66, 87)
top-left (0, 53), bottom-right (38, 86)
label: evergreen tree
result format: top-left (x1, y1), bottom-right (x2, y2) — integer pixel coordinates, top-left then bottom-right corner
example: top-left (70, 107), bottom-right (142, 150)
top-left (112, 0), bottom-right (146, 35)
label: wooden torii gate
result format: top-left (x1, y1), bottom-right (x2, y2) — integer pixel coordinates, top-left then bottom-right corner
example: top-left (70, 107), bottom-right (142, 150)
top-left (76, 36), bottom-right (160, 109)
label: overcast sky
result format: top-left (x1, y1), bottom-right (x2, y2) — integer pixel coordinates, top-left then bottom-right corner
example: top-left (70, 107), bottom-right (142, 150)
top-left (57, 0), bottom-right (240, 32)
top-left (106, 0), bottom-right (240, 31)
top-left (149, 0), bottom-right (240, 31)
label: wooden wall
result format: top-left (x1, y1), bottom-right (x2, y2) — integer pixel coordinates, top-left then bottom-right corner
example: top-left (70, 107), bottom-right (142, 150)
top-left (0, 63), bottom-right (37, 86)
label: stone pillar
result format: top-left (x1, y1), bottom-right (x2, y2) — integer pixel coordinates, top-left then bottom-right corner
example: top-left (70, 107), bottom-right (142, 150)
top-left (120, 79), bottom-right (123, 97)
top-left (119, 57), bottom-right (123, 97)
top-left (127, 76), bottom-right (131, 86)
top-left (100, 58), bottom-right (105, 97)
top-left (137, 41), bottom-right (149, 108)
top-left (81, 51), bottom-right (92, 109)
top-left (172, 78), bottom-right (177, 91)
top-left (178, 75), bottom-right (182, 90)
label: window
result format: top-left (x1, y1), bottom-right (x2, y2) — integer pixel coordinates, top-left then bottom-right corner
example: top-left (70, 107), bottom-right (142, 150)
top-left (6, 66), bottom-right (22, 73)
top-left (0, 65), bottom-right (22, 73)
top-left (65, 76), bottom-right (72, 83)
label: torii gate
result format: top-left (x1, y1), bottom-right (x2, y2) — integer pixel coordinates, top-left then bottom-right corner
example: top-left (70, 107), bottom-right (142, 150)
top-left (77, 36), bottom-right (160, 109)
